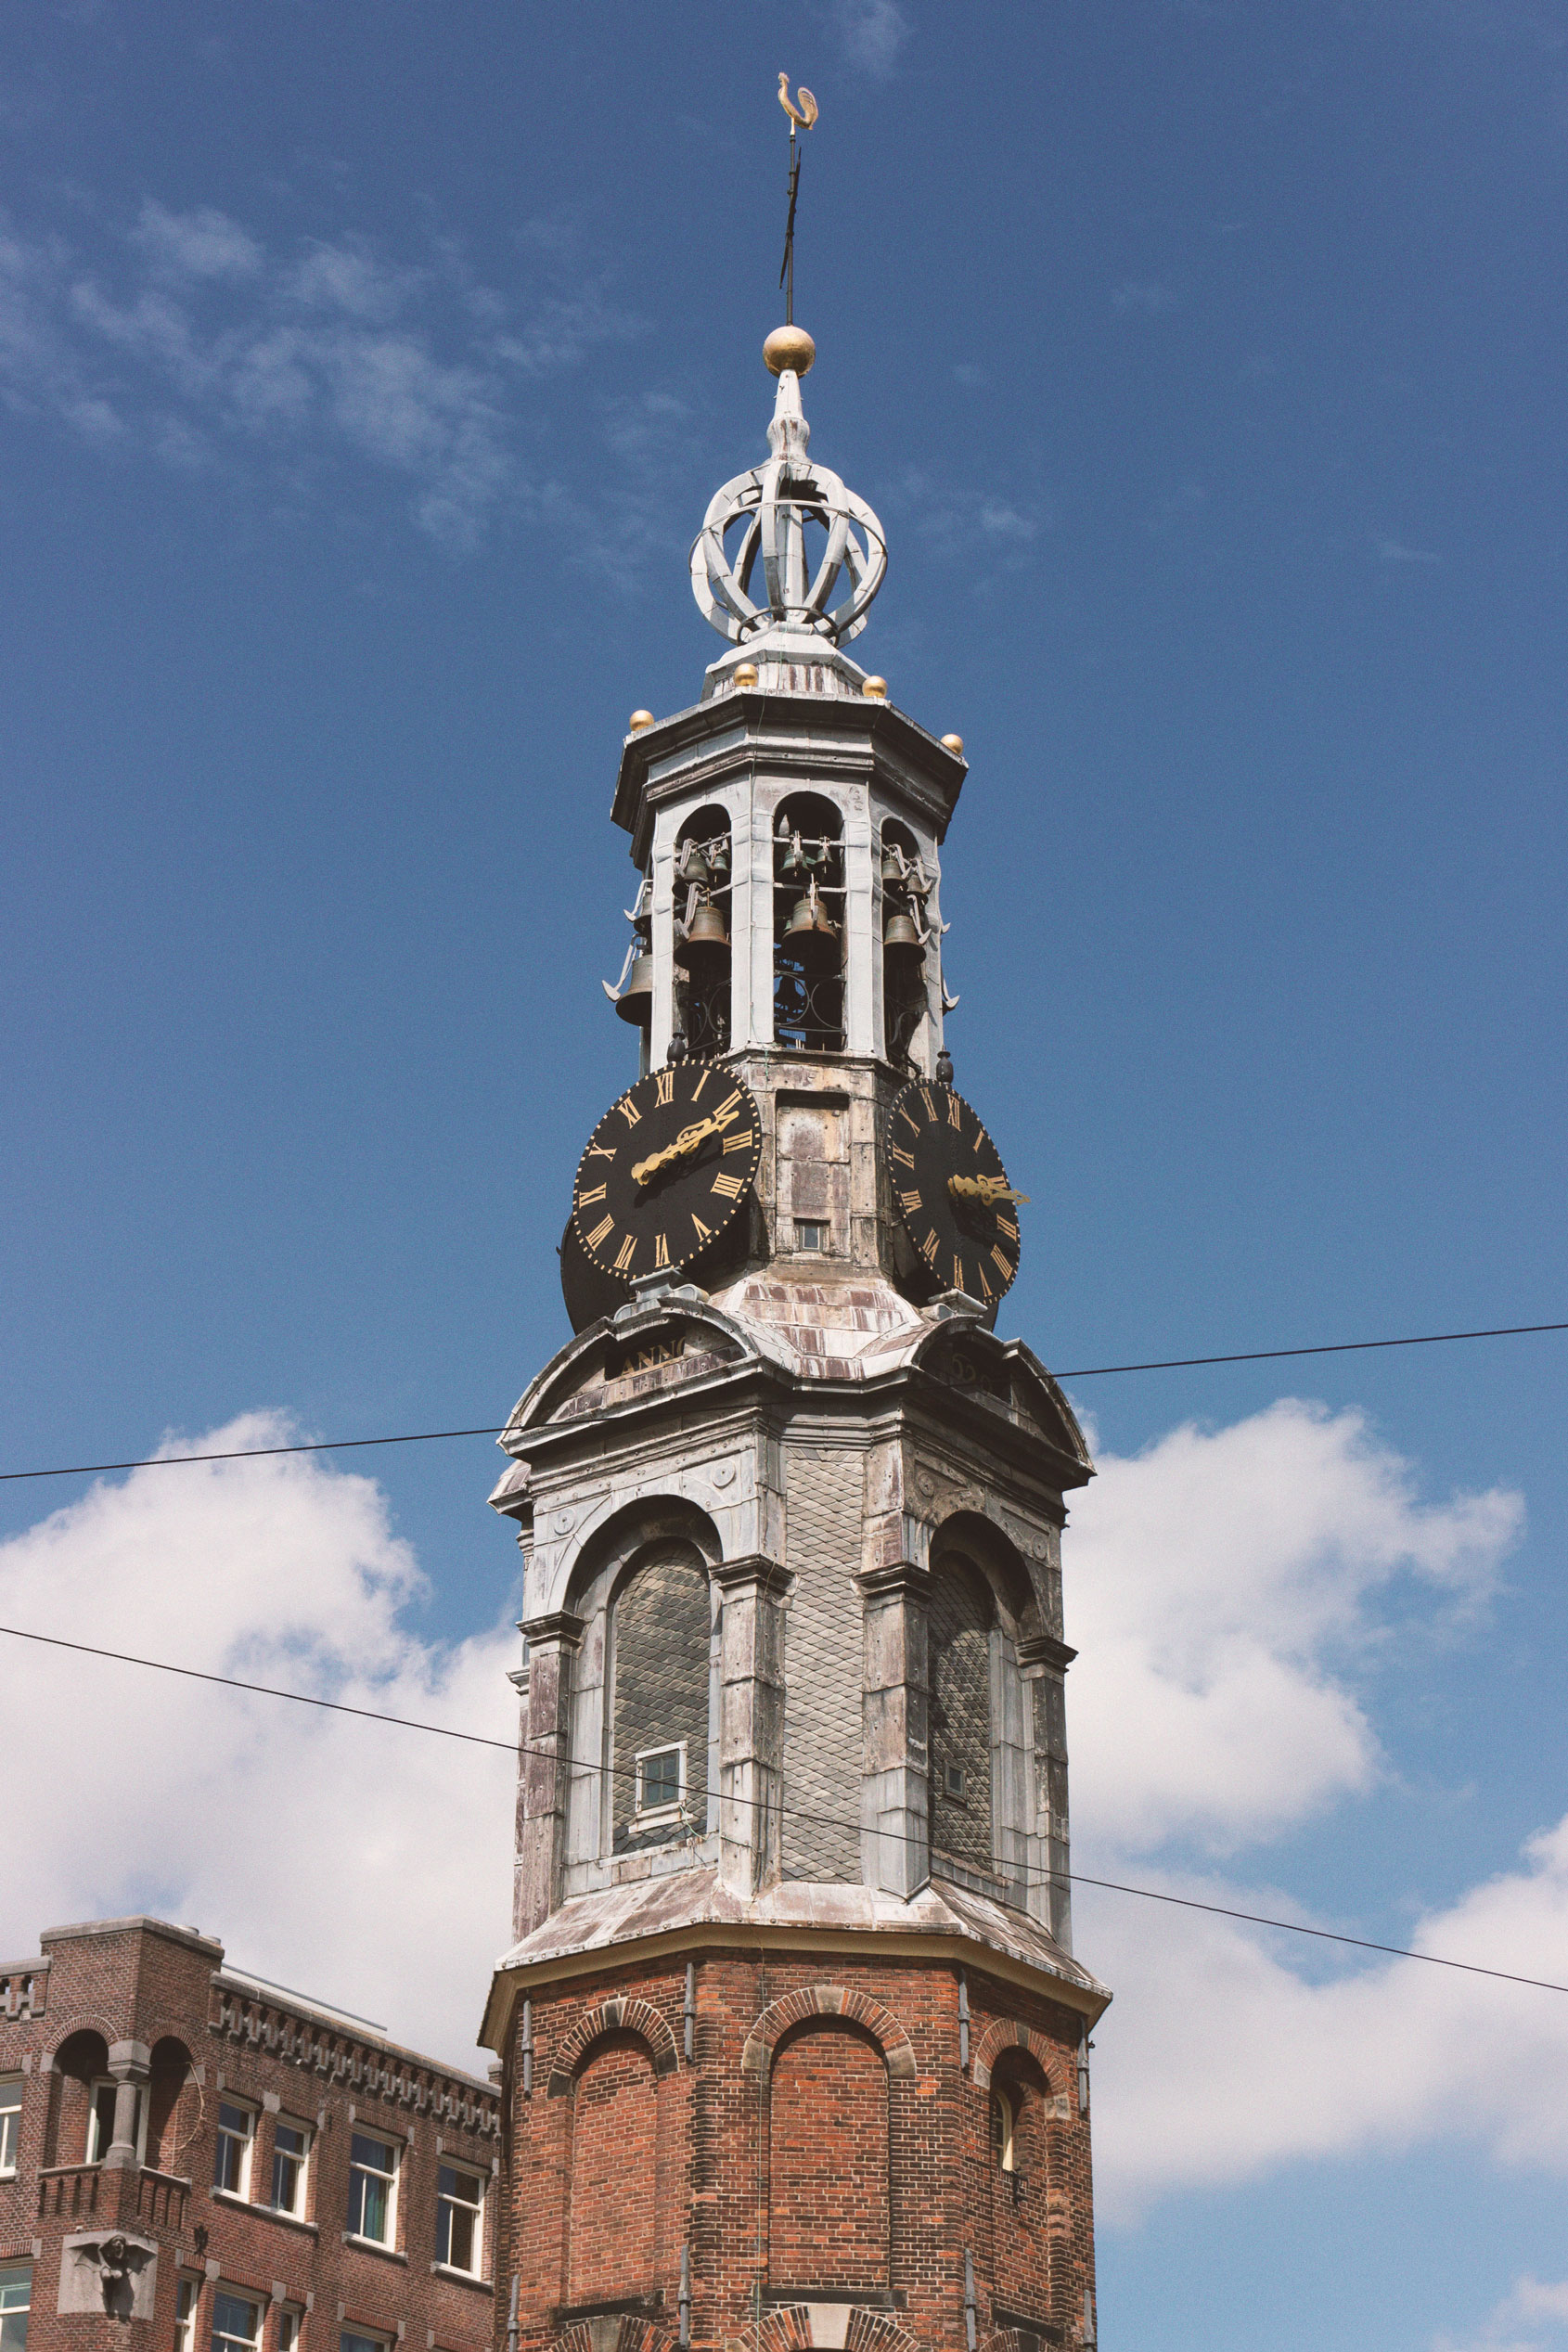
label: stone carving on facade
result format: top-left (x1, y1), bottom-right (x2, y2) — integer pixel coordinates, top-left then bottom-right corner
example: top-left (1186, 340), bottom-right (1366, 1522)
top-left (58, 2230), bottom-right (157, 2320)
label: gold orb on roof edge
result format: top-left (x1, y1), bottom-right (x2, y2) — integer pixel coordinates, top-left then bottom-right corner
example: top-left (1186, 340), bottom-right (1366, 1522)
top-left (764, 324), bottom-right (816, 378)
top-left (941, 732), bottom-right (965, 755)
top-left (732, 662), bottom-right (759, 689)
top-left (628, 709), bottom-right (655, 733)
top-left (862, 675), bottom-right (888, 700)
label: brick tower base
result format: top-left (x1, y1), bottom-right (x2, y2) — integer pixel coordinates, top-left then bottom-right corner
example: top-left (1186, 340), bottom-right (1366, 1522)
top-left (492, 1926), bottom-right (1097, 2352)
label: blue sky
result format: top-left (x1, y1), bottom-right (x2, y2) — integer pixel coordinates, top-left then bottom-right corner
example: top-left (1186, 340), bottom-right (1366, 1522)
top-left (2, 4), bottom-right (1566, 2346)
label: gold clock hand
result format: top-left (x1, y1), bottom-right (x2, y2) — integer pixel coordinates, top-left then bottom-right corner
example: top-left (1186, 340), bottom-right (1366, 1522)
top-left (946, 1174), bottom-right (1031, 1206)
top-left (632, 1102), bottom-right (740, 1187)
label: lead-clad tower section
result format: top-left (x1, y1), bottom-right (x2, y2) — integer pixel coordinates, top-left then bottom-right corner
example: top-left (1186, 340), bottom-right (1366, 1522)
top-left (480, 329), bottom-right (1110, 2352)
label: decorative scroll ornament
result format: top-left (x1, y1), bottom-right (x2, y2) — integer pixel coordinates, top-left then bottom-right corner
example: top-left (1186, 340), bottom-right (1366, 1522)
top-left (689, 358), bottom-right (888, 648)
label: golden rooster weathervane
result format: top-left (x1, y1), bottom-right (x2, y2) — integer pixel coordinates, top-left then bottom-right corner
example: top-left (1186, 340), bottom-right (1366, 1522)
top-left (777, 74), bottom-right (818, 327)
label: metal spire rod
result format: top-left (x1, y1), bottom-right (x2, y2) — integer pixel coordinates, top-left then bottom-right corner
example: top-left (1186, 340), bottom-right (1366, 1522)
top-left (776, 75), bottom-right (818, 328)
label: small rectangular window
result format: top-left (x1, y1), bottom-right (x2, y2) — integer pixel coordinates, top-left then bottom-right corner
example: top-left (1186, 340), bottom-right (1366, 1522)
top-left (212, 2290), bottom-right (261, 2352)
top-left (276, 2309), bottom-right (302, 2352)
top-left (346, 2131), bottom-right (397, 2244)
top-left (943, 1763), bottom-right (968, 1801)
top-left (173, 2276), bottom-right (199, 2352)
top-left (636, 1743), bottom-right (684, 1815)
top-left (0, 2267), bottom-right (31, 2352)
top-left (436, 2163), bottom-right (484, 2275)
top-left (270, 2119), bottom-right (310, 2217)
top-left (341, 2333), bottom-right (388, 2352)
top-left (212, 2101), bottom-right (255, 2198)
top-left (793, 1219), bottom-right (828, 1253)
top-left (0, 2080), bottom-right (19, 2176)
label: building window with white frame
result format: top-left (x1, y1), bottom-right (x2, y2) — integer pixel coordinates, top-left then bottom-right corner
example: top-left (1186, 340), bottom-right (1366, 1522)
top-left (636, 1742), bottom-right (684, 1818)
top-left (212, 2100), bottom-right (255, 2197)
top-left (0, 2267), bottom-right (30, 2352)
top-left (173, 2276), bottom-right (199, 2351)
top-left (212, 2290), bottom-right (262, 2352)
top-left (341, 2331), bottom-right (389, 2352)
top-left (346, 2130), bottom-right (397, 2245)
top-left (436, 2162), bottom-right (484, 2274)
top-left (270, 2118), bottom-right (310, 2217)
top-left (276, 2307), bottom-right (302, 2352)
top-left (0, 2080), bottom-right (19, 2177)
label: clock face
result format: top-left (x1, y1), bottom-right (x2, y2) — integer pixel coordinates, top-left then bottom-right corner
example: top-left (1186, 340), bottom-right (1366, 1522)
top-left (572, 1062), bottom-right (763, 1284)
top-left (887, 1079), bottom-right (1024, 1305)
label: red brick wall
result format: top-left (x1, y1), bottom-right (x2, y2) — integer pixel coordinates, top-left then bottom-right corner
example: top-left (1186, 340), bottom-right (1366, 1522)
top-left (569, 2034), bottom-right (660, 2305)
top-left (768, 2022), bottom-right (889, 2293)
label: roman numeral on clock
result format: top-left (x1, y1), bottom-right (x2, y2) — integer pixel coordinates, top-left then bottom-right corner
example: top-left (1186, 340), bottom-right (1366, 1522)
top-left (919, 1231), bottom-right (940, 1266)
top-left (585, 1215), bottom-right (614, 1250)
top-left (655, 1070), bottom-right (675, 1106)
top-left (586, 1143), bottom-right (616, 1162)
top-left (899, 1189), bottom-right (921, 1212)
top-left (711, 1172), bottom-right (744, 1199)
top-left (947, 1094), bottom-right (962, 1128)
top-left (577, 1183), bottom-right (607, 1205)
top-left (613, 1233), bottom-right (637, 1273)
top-left (723, 1129), bottom-right (752, 1153)
top-left (990, 1244), bottom-right (1013, 1276)
top-left (619, 1099), bottom-right (642, 1127)
top-left (654, 1232), bottom-right (671, 1268)
top-left (690, 1214), bottom-right (713, 1243)
top-left (892, 1146), bottom-right (915, 1170)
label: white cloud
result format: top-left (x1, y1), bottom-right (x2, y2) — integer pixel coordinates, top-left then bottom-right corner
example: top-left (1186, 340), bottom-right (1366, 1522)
top-left (0, 200), bottom-right (640, 547)
top-left (1439, 2279), bottom-right (1568, 2352)
top-left (0, 1415), bottom-right (518, 2066)
top-left (830, 0), bottom-right (910, 77)
top-left (1067, 1400), bottom-right (1520, 1853)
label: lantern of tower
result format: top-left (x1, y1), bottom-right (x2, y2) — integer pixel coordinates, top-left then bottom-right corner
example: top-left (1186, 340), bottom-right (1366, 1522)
top-left (481, 327), bottom-right (1109, 2352)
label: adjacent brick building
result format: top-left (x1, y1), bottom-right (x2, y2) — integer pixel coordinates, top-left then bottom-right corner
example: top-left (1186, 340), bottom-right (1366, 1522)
top-left (0, 1916), bottom-right (499, 2352)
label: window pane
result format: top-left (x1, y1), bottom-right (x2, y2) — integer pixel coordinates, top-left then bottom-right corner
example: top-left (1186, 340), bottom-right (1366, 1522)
top-left (0, 2083), bottom-right (19, 2173)
top-left (212, 2291), bottom-right (259, 2350)
top-left (640, 1749), bottom-right (679, 1808)
top-left (350, 2132), bottom-right (392, 2175)
top-left (341, 2333), bottom-right (385, 2352)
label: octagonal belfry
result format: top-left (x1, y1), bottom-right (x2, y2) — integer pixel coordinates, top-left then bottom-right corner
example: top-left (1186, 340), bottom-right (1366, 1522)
top-left (479, 334), bottom-right (1109, 2352)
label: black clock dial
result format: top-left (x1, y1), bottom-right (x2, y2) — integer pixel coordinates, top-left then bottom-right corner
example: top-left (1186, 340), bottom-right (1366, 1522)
top-left (572, 1063), bottom-right (763, 1283)
top-left (887, 1079), bottom-right (1025, 1305)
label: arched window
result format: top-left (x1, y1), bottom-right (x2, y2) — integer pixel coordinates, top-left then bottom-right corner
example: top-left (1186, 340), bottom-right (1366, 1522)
top-left (674, 804), bottom-right (732, 1058)
top-left (991, 2086), bottom-right (1017, 2172)
top-left (774, 790), bottom-right (845, 1052)
top-left (48, 2030), bottom-right (110, 2167)
top-left (146, 2037), bottom-right (198, 2175)
top-left (768, 2022), bottom-right (889, 2293)
top-left (929, 1553), bottom-right (996, 1873)
top-left (610, 1544), bottom-right (712, 1853)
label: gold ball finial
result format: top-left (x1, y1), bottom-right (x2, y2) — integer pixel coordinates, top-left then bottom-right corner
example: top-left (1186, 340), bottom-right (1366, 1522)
top-left (732, 662), bottom-right (759, 690)
top-left (941, 733), bottom-right (965, 756)
top-left (861, 675), bottom-right (888, 700)
top-left (628, 709), bottom-right (655, 734)
top-left (764, 324), bottom-right (816, 378)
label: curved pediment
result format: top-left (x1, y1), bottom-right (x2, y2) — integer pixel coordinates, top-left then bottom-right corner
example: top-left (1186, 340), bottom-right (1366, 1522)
top-left (498, 1293), bottom-right (763, 1450)
top-left (911, 1322), bottom-right (1094, 1484)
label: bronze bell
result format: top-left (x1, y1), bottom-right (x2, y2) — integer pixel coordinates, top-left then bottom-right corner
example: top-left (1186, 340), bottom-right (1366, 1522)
top-left (709, 837), bottom-right (730, 876)
top-left (614, 952), bottom-right (654, 1026)
top-left (783, 885), bottom-right (840, 966)
top-left (880, 844), bottom-right (906, 888)
top-left (883, 908), bottom-right (925, 962)
top-left (683, 899), bottom-right (730, 964)
top-left (680, 841), bottom-right (713, 891)
top-left (780, 831), bottom-right (808, 880)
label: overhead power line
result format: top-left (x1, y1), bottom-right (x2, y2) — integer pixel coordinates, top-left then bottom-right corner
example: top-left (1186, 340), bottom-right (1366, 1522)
top-left (4, 1621), bottom-right (1564, 2001)
top-left (0, 1318), bottom-right (1563, 1487)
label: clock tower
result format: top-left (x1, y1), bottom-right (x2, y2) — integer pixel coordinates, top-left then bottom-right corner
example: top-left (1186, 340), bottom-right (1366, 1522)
top-left (480, 324), bottom-right (1108, 2352)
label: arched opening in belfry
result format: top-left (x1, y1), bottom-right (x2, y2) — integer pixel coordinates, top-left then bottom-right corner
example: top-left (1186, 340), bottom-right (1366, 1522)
top-left (767, 2019), bottom-right (890, 2294)
top-left (608, 1540), bottom-right (713, 1854)
top-left (987, 2047), bottom-right (1055, 2322)
top-left (773, 790), bottom-right (844, 1052)
top-left (928, 1551), bottom-right (996, 1874)
top-left (674, 803), bottom-right (733, 1058)
top-left (879, 816), bottom-right (929, 1071)
top-left (47, 2028), bottom-right (110, 2166)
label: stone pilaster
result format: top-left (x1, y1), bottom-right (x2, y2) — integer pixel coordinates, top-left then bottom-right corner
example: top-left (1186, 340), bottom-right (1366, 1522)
top-left (1020, 1632), bottom-right (1076, 1949)
top-left (856, 1562), bottom-right (932, 1898)
top-left (103, 2037), bottom-right (149, 2170)
top-left (517, 1612), bottom-right (585, 1938)
top-left (713, 1554), bottom-right (789, 1897)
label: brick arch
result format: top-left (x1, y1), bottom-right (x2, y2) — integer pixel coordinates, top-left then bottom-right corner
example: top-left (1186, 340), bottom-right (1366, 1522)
top-left (548, 2318), bottom-right (678, 2352)
top-left (970, 2019), bottom-right (1070, 2102)
top-left (45, 2014), bottom-right (118, 2061)
top-left (740, 1986), bottom-right (917, 2081)
top-left (547, 1995), bottom-right (680, 2094)
top-left (758, 2312), bottom-right (925, 2352)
